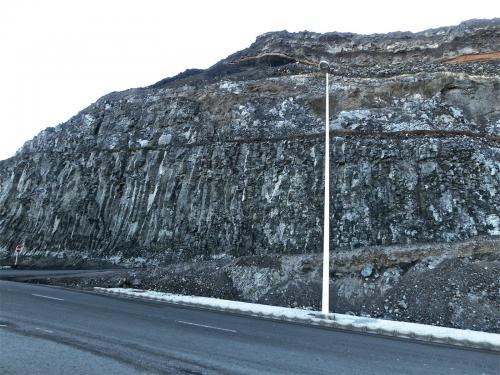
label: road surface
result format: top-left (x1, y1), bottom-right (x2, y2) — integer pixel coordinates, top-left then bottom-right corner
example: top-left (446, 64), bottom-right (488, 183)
top-left (0, 280), bottom-right (498, 374)
top-left (0, 268), bottom-right (123, 280)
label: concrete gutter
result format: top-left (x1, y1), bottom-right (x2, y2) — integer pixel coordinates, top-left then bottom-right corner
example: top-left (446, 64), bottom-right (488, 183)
top-left (94, 287), bottom-right (500, 352)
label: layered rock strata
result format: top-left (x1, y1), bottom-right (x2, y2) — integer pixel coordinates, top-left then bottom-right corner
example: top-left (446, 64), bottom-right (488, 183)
top-left (1, 19), bottom-right (498, 263)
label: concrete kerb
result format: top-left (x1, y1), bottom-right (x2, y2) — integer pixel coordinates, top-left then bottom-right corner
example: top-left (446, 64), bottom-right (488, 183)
top-left (93, 287), bottom-right (500, 352)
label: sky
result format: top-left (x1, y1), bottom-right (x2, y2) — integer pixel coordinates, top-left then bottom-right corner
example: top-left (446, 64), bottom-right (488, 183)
top-left (0, 0), bottom-right (498, 161)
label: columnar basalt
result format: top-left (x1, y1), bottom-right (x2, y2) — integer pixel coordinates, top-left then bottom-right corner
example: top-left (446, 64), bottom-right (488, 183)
top-left (0, 19), bottom-right (498, 267)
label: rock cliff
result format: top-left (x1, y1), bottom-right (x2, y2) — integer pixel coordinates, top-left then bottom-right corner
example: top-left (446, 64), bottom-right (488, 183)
top-left (1, 18), bottom-right (498, 331)
top-left (1, 19), bottom-right (498, 264)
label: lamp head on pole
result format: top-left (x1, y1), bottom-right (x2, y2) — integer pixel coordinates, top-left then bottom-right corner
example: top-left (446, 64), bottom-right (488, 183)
top-left (319, 60), bottom-right (330, 73)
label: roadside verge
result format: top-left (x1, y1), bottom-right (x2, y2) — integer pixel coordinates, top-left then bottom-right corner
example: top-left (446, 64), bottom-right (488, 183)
top-left (94, 287), bottom-right (500, 351)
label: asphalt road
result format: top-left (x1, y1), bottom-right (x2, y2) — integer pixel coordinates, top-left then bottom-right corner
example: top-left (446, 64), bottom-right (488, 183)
top-left (0, 280), bottom-right (498, 375)
top-left (0, 268), bottom-right (123, 280)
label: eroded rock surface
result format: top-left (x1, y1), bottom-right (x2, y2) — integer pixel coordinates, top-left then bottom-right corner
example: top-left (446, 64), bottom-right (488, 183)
top-left (0, 19), bottom-right (498, 330)
top-left (1, 19), bottom-right (498, 262)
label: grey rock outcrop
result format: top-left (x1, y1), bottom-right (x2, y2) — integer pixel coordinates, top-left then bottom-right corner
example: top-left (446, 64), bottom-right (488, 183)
top-left (0, 19), bottom-right (498, 267)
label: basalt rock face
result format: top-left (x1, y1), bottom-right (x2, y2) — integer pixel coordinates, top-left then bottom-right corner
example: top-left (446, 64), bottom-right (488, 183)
top-left (0, 19), bottom-right (499, 266)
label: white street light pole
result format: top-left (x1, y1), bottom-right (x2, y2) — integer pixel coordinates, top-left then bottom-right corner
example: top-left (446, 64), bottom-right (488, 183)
top-left (319, 60), bottom-right (330, 315)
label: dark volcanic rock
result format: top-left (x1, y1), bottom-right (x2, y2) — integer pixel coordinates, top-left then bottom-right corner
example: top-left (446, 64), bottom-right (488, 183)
top-left (378, 256), bottom-right (500, 332)
top-left (0, 19), bottom-right (498, 269)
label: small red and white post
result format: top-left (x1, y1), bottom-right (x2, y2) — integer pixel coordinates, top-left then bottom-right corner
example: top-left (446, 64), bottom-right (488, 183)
top-left (14, 244), bottom-right (21, 267)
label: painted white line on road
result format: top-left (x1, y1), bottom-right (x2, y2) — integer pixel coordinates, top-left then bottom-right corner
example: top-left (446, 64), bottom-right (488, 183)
top-left (0, 324), bottom-right (7, 327)
top-left (32, 294), bottom-right (64, 301)
top-left (177, 320), bottom-right (237, 333)
top-left (35, 327), bottom-right (54, 334)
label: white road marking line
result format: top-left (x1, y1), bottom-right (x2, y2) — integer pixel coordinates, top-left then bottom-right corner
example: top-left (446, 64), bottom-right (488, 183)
top-left (177, 320), bottom-right (237, 333)
top-left (35, 327), bottom-right (54, 334)
top-left (32, 293), bottom-right (64, 301)
top-left (0, 324), bottom-right (7, 327)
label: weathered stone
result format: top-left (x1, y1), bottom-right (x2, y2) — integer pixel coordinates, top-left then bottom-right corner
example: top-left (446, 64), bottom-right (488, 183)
top-left (361, 264), bottom-right (374, 277)
top-left (0, 19), bottom-right (498, 271)
top-left (398, 300), bottom-right (408, 309)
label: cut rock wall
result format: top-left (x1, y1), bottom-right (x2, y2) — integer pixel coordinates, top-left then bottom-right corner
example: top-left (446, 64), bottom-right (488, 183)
top-left (0, 19), bottom-right (498, 265)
